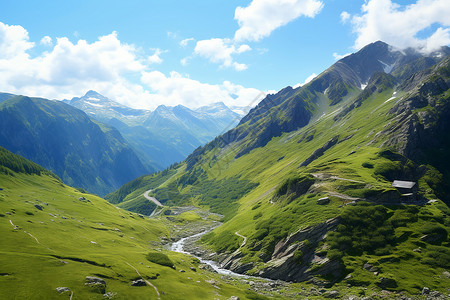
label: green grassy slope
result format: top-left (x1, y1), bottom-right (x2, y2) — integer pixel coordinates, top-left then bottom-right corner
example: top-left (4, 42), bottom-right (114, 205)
top-left (108, 55), bottom-right (450, 295)
top-left (0, 149), bottom-right (265, 299)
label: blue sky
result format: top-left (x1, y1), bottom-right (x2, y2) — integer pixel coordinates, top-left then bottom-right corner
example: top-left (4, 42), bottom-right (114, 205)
top-left (0, 0), bottom-right (449, 110)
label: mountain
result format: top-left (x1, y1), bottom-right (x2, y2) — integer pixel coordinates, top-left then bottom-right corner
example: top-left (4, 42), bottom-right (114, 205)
top-left (109, 41), bottom-right (450, 294)
top-left (0, 147), bottom-right (259, 299)
top-left (65, 91), bottom-right (241, 170)
top-left (0, 95), bottom-right (150, 195)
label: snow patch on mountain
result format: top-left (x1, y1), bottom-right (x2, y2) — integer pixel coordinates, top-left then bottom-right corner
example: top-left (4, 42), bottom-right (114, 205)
top-left (378, 60), bottom-right (395, 73)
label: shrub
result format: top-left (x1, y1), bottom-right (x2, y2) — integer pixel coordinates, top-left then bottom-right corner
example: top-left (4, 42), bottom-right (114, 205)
top-left (274, 174), bottom-right (315, 199)
top-left (422, 246), bottom-right (450, 268)
top-left (374, 161), bottom-right (403, 181)
top-left (253, 212), bottom-right (262, 220)
top-left (293, 249), bottom-right (303, 264)
top-left (362, 162), bottom-right (374, 169)
top-left (326, 203), bottom-right (396, 255)
top-left (146, 252), bottom-right (174, 268)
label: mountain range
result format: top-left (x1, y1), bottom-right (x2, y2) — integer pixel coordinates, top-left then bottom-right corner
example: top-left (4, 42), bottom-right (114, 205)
top-left (1, 40), bottom-right (449, 298)
top-left (108, 41), bottom-right (450, 292)
top-left (64, 91), bottom-right (242, 170)
top-left (0, 91), bottom-right (241, 195)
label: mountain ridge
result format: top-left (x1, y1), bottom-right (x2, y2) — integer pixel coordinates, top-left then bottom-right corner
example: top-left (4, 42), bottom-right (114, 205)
top-left (0, 95), bottom-right (150, 195)
top-left (109, 41), bottom-right (450, 293)
top-left (65, 91), bottom-right (242, 170)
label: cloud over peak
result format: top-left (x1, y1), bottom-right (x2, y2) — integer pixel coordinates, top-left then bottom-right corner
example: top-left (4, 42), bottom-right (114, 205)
top-left (351, 0), bottom-right (450, 53)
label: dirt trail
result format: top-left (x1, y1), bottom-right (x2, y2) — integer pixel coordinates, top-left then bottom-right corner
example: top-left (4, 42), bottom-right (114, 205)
top-left (9, 219), bottom-right (18, 229)
top-left (125, 261), bottom-right (160, 299)
top-left (143, 190), bottom-right (163, 207)
top-left (235, 232), bottom-right (247, 248)
top-left (24, 231), bottom-right (40, 244)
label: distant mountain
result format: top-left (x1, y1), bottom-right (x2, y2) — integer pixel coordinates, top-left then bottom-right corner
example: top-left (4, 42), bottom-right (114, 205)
top-left (65, 91), bottom-right (241, 169)
top-left (0, 94), bottom-right (150, 195)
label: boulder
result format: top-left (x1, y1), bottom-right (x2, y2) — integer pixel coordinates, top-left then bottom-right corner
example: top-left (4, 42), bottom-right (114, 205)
top-left (190, 267), bottom-right (197, 272)
top-left (422, 287), bottom-right (430, 295)
top-left (85, 276), bottom-right (106, 285)
top-left (131, 279), bottom-right (146, 286)
top-left (198, 264), bottom-right (217, 273)
top-left (85, 276), bottom-right (106, 294)
top-left (420, 233), bottom-right (445, 244)
top-left (323, 290), bottom-right (340, 298)
top-left (34, 204), bottom-right (43, 210)
top-left (56, 287), bottom-right (70, 293)
top-left (317, 197), bottom-right (330, 205)
top-left (430, 291), bottom-right (441, 297)
top-left (228, 297), bottom-right (240, 300)
top-left (377, 277), bottom-right (397, 289)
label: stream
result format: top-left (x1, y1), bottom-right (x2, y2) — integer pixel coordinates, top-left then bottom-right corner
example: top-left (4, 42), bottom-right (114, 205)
top-left (170, 230), bottom-right (248, 277)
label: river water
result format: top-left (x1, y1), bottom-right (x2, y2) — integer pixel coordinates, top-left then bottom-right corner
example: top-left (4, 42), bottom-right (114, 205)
top-left (170, 230), bottom-right (248, 277)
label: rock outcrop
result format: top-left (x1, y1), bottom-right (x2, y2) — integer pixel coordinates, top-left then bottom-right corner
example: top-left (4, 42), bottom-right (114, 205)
top-left (217, 217), bottom-right (342, 283)
top-left (257, 217), bottom-right (341, 282)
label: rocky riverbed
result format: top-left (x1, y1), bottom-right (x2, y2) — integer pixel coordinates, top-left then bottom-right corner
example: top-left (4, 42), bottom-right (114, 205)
top-left (160, 206), bottom-right (449, 299)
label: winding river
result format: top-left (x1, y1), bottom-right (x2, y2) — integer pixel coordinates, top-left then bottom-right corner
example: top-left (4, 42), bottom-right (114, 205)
top-left (170, 230), bottom-right (248, 277)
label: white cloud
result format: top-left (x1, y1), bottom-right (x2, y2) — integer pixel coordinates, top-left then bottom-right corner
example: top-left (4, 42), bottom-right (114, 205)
top-left (333, 52), bottom-right (351, 60)
top-left (340, 11), bottom-right (351, 23)
top-left (352, 0), bottom-right (450, 52)
top-left (141, 70), bottom-right (262, 109)
top-left (194, 38), bottom-right (251, 71)
top-left (40, 35), bottom-right (52, 46)
top-left (293, 73), bottom-right (317, 88)
top-left (0, 22), bottom-right (34, 59)
top-left (0, 21), bottom-right (262, 111)
top-left (148, 48), bottom-right (166, 64)
top-left (167, 31), bottom-right (178, 39)
top-left (180, 57), bottom-right (189, 66)
top-left (192, 0), bottom-right (324, 70)
top-left (180, 38), bottom-right (194, 47)
top-left (0, 22), bottom-right (148, 106)
top-left (234, 0), bottom-right (324, 42)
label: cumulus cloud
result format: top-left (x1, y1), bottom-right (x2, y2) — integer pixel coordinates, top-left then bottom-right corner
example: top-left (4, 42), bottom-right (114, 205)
top-left (340, 11), bottom-right (350, 24)
top-left (0, 22), bottom-right (34, 59)
top-left (193, 0), bottom-right (323, 70)
top-left (293, 73), bottom-right (317, 88)
top-left (40, 36), bottom-right (52, 46)
top-left (180, 38), bottom-right (195, 47)
top-left (351, 0), bottom-right (450, 52)
top-left (194, 38), bottom-right (251, 71)
top-left (234, 0), bottom-right (324, 42)
top-left (148, 48), bottom-right (166, 64)
top-left (0, 21), bottom-right (262, 110)
top-left (141, 70), bottom-right (263, 108)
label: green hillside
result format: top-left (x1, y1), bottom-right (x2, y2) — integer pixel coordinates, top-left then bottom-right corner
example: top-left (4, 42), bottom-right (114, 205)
top-left (0, 148), bottom-right (269, 300)
top-left (108, 45), bottom-right (450, 296)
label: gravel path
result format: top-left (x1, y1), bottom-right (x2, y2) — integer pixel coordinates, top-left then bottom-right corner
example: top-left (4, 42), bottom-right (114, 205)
top-left (143, 190), bottom-right (163, 207)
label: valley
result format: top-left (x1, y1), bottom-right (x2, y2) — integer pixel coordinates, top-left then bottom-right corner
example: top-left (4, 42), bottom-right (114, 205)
top-left (1, 41), bottom-right (450, 299)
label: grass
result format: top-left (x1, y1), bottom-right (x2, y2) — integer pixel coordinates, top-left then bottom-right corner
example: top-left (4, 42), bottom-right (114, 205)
top-left (0, 165), bottom-right (270, 299)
